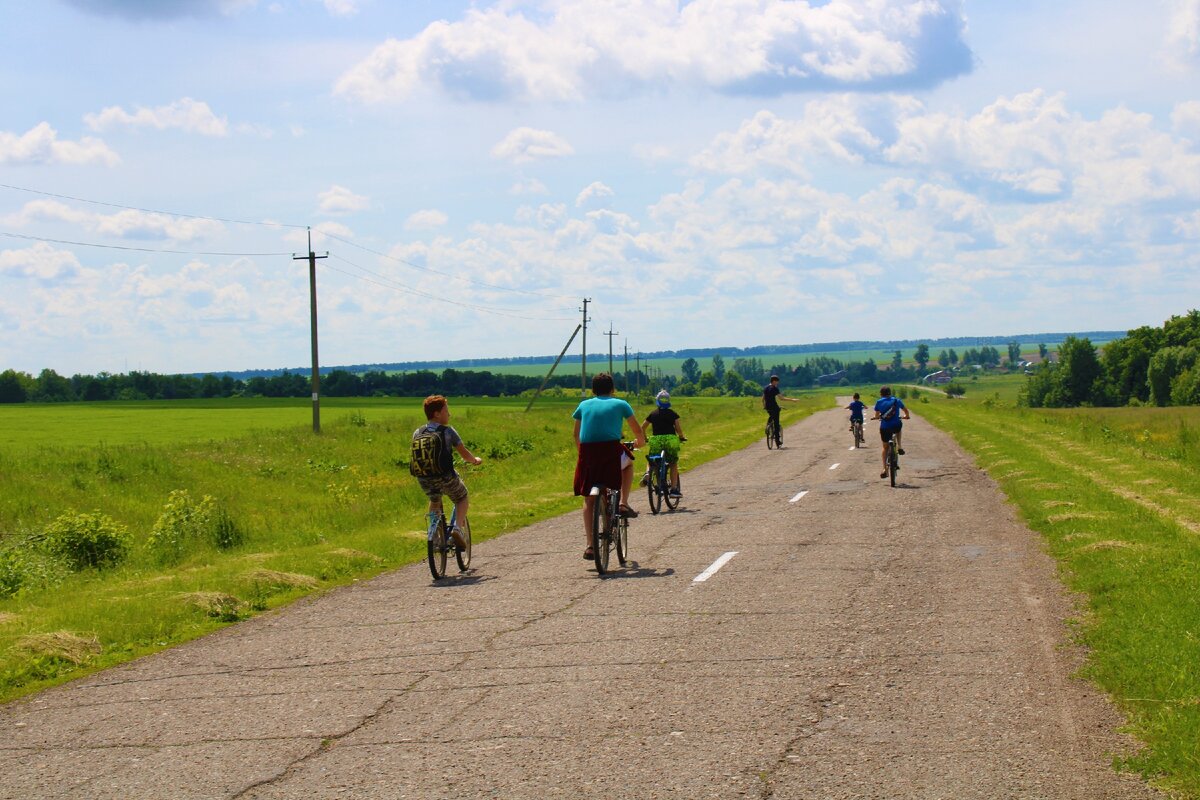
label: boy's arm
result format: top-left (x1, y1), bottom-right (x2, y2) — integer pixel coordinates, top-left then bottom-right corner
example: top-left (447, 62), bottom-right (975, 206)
top-left (674, 419), bottom-right (684, 438)
top-left (627, 415), bottom-right (646, 449)
top-left (454, 442), bottom-right (482, 466)
top-left (573, 418), bottom-right (582, 449)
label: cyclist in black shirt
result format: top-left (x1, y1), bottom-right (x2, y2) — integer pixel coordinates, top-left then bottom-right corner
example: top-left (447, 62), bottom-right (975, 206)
top-left (761, 375), bottom-right (798, 447)
top-left (641, 390), bottom-right (685, 496)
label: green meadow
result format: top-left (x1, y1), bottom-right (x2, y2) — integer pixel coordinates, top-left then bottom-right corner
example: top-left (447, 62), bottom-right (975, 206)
top-left (0, 394), bottom-right (825, 702)
top-left (911, 379), bottom-right (1200, 798)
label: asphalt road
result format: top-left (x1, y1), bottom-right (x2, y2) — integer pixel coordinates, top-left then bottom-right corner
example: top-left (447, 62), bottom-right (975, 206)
top-left (0, 406), bottom-right (1162, 799)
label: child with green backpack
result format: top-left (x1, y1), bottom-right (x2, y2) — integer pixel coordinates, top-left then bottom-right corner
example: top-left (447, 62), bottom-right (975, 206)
top-left (410, 395), bottom-right (482, 548)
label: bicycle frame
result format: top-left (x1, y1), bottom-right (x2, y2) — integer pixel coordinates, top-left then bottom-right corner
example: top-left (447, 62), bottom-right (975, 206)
top-left (588, 483), bottom-right (629, 573)
top-left (426, 503), bottom-right (469, 579)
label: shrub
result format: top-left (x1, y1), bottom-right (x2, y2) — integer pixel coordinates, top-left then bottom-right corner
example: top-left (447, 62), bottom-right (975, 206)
top-left (43, 511), bottom-right (131, 571)
top-left (146, 490), bottom-right (240, 563)
top-left (210, 507), bottom-right (245, 550)
top-left (0, 550), bottom-right (24, 597)
top-left (944, 382), bottom-right (967, 396)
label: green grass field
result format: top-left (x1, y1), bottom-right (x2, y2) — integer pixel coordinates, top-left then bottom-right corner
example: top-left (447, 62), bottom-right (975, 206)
top-left (911, 378), bottom-right (1200, 798)
top-left (0, 393), bottom-right (828, 703)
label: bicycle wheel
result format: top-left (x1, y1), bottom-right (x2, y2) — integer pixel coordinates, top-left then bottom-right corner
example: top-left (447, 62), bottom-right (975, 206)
top-left (427, 516), bottom-right (447, 580)
top-left (646, 459), bottom-right (662, 515)
top-left (615, 515), bottom-right (628, 566)
top-left (454, 519), bottom-right (471, 572)
top-left (766, 420), bottom-right (776, 450)
top-left (664, 469), bottom-right (680, 511)
top-left (593, 491), bottom-right (612, 574)
top-left (889, 440), bottom-right (898, 487)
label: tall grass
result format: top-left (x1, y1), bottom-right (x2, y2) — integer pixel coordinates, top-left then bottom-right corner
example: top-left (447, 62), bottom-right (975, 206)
top-left (913, 384), bottom-right (1200, 798)
top-left (0, 394), bottom-right (826, 702)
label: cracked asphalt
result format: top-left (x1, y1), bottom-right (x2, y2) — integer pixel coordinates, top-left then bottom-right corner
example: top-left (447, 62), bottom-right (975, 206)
top-left (0, 406), bottom-right (1162, 799)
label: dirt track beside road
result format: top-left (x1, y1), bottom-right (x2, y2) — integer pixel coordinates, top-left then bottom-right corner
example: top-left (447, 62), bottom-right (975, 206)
top-left (0, 406), bottom-right (1160, 799)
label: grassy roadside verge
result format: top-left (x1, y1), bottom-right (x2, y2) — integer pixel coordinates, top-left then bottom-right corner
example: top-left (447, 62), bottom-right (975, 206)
top-left (913, 388), bottom-right (1200, 798)
top-left (0, 394), bottom-right (826, 703)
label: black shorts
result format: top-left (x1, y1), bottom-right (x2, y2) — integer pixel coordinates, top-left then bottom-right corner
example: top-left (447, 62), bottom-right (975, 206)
top-left (879, 425), bottom-right (901, 443)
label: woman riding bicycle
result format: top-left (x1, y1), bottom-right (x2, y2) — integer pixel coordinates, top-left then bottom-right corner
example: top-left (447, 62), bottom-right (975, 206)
top-left (572, 373), bottom-right (645, 561)
top-left (641, 389), bottom-right (685, 496)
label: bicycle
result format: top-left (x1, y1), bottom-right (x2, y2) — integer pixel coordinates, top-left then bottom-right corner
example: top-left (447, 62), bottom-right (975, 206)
top-left (851, 419), bottom-right (864, 448)
top-left (765, 415), bottom-right (781, 449)
top-left (588, 441), bottom-right (635, 574)
top-left (426, 502), bottom-right (471, 580)
top-left (645, 440), bottom-right (683, 515)
top-left (886, 433), bottom-right (900, 487)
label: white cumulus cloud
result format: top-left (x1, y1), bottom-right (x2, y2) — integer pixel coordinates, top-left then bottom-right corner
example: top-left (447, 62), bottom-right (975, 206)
top-left (491, 127), bottom-right (574, 163)
top-left (575, 181), bottom-right (615, 208)
top-left (3, 200), bottom-right (224, 241)
top-left (84, 98), bottom-right (229, 136)
top-left (324, 0), bottom-right (359, 16)
top-left (1166, 0), bottom-right (1200, 67)
top-left (318, 185), bottom-right (370, 215)
top-left (510, 177), bottom-right (549, 195)
top-left (334, 0), bottom-right (973, 104)
top-left (404, 209), bottom-right (449, 230)
top-left (0, 122), bottom-right (119, 166)
top-left (0, 243), bottom-right (82, 281)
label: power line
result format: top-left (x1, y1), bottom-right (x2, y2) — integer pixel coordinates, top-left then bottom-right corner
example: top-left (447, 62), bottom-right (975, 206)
top-left (0, 182), bottom-right (308, 229)
top-left (321, 230), bottom-right (577, 302)
top-left (325, 254), bottom-right (574, 321)
top-left (0, 230), bottom-right (292, 257)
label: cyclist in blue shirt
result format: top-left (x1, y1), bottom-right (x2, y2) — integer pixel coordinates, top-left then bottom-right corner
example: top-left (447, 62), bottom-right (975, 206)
top-left (572, 373), bottom-right (645, 561)
top-left (871, 386), bottom-right (910, 478)
top-left (845, 392), bottom-right (866, 432)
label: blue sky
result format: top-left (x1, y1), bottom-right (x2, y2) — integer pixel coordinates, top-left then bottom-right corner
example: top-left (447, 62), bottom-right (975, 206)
top-left (1, 0), bottom-right (1198, 375)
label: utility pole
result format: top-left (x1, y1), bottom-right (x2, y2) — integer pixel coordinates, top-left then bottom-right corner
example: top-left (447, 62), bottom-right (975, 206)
top-left (635, 353), bottom-right (641, 396)
top-left (604, 322), bottom-right (619, 377)
top-left (294, 227), bottom-right (328, 434)
top-left (623, 340), bottom-right (629, 394)
top-left (580, 298), bottom-right (591, 397)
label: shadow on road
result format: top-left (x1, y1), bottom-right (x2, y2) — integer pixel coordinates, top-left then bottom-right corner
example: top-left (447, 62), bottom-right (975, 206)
top-left (429, 572), bottom-right (498, 588)
top-left (597, 563), bottom-right (676, 580)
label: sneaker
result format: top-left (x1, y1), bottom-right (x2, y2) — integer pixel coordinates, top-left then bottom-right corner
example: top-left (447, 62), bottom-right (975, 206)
top-left (618, 504), bottom-right (639, 518)
top-left (450, 526), bottom-right (468, 549)
top-left (638, 472), bottom-right (649, 487)
top-left (898, 448), bottom-right (906, 455)
top-left (669, 488), bottom-right (682, 497)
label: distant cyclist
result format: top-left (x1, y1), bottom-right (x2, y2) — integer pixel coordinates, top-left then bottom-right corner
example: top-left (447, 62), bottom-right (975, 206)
top-left (845, 392), bottom-right (866, 433)
top-left (871, 386), bottom-right (910, 479)
top-left (641, 389), bottom-right (684, 496)
top-left (762, 374), bottom-right (799, 447)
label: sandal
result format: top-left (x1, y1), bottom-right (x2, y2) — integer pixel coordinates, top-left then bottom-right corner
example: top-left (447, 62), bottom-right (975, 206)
top-left (618, 504), bottom-right (639, 518)
top-left (583, 547), bottom-right (594, 560)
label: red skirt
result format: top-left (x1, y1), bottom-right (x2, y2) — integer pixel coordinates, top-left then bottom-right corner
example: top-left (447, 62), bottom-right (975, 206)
top-left (573, 440), bottom-right (631, 496)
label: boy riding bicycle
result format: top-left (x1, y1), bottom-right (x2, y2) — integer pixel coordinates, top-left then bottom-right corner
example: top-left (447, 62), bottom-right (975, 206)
top-left (572, 373), bottom-right (645, 561)
top-left (871, 386), bottom-right (910, 479)
top-left (762, 374), bottom-right (799, 446)
top-left (641, 390), bottom-right (685, 496)
top-left (411, 395), bottom-right (483, 548)
top-left (845, 392), bottom-right (866, 432)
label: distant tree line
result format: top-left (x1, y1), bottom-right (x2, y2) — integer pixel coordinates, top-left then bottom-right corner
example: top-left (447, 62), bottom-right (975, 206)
top-left (0, 367), bottom-right (606, 403)
top-left (1022, 310), bottom-right (1200, 408)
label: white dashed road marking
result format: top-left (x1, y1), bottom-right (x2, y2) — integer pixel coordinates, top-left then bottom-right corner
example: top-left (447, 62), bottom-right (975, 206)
top-left (693, 551), bottom-right (739, 583)
top-left (830, 463), bottom-right (840, 470)
top-left (789, 491), bottom-right (808, 503)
